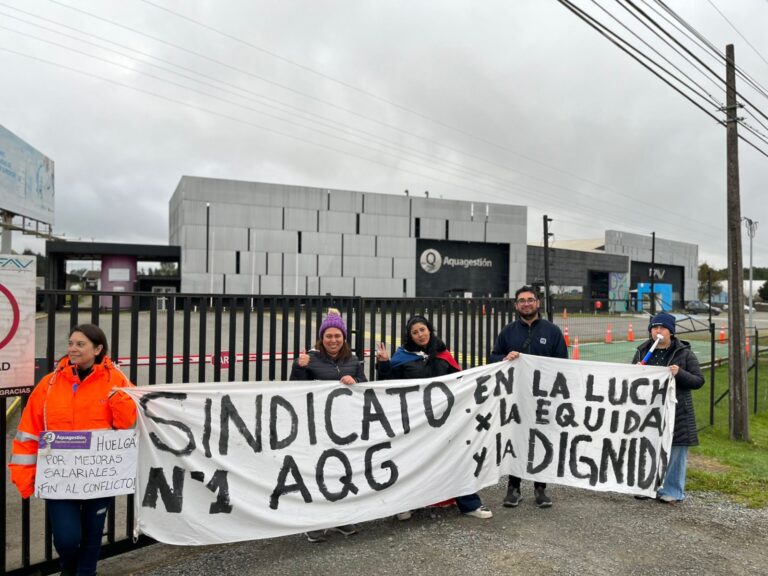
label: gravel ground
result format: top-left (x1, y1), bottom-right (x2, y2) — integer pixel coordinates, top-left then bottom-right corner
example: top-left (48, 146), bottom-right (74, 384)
top-left (97, 480), bottom-right (768, 576)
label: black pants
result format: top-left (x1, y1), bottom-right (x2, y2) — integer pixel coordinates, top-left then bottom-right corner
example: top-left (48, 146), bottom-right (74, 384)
top-left (508, 476), bottom-right (546, 491)
top-left (47, 497), bottom-right (112, 576)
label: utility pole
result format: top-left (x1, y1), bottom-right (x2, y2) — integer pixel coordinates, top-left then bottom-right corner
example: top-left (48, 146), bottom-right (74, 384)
top-left (543, 215), bottom-right (553, 321)
top-left (725, 44), bottom-right (749, 441)
top-left (649, 231), bottom-right (656, 315)
top-left (1, 210), bottom-right (12, 253)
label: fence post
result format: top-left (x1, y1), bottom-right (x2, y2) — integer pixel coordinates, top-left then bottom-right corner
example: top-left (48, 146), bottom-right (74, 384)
top-left (755, 327), bottom-right (759, 415)
top-left (709, 319), bottom-right (716, 427)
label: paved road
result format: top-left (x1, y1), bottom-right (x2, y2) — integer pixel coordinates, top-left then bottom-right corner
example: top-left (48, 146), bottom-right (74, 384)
top-left (95, 481), bottom-right (768, 576)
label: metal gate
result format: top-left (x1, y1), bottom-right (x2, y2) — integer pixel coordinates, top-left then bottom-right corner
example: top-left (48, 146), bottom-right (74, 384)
top-left (3, 290), bottom-right (515, 575)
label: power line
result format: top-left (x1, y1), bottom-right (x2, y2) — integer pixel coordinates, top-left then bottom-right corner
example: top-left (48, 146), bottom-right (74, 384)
top-left (560, 1), bottom-right (768, 160)
top-left (558, 0), bottom-right (726, 125)
top-left (42, 0), bottom-right (627, 198)
top-left (0, 2), bottom-right (632, 204)
top-left (705, 0), bottom-right (768, 72)
top-left (595, 0), bottom-right (724, 107)
top-left (650, 0), bottom-right (768, 105)
top-left (1, 2), bottom-right (727, 235)
top-left (0, 20), bottom-right (660, 229)
top-left (0, 39), bottom-right (732, 240)
top-left (1, 3), bottom-right (760, 248)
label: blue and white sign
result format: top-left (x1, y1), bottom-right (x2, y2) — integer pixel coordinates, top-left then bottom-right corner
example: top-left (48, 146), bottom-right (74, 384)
top-left (0, 125), bottom-right (55, 225)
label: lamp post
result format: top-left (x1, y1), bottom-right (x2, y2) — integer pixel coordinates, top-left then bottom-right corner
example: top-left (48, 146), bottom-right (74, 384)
top-left (649, 232), bottom-right (656, 315)
top-left (543, 215), bottom-right (553, 321)
top-left (205, 202), bottom-right (210, 273)
top-left (743, 217), bottom-right (758, 331)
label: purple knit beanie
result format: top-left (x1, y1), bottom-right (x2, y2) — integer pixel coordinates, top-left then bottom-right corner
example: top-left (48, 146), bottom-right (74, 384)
top-left (318, 309), bottom-right (348, 339)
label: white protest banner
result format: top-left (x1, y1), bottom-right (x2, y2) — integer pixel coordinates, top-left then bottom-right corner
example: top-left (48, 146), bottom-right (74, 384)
top-left (34, 429), bottom-right (138, 499)
top-left (0, 254), bottom-right (36, 397)
top-left (124, 356), bottom-right (675, 545)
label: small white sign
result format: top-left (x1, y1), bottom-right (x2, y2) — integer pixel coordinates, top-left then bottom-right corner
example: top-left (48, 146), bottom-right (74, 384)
top-left (35, 429), bottom-right (138, 500)
top-left (108, 268), bottom-right (130, 282)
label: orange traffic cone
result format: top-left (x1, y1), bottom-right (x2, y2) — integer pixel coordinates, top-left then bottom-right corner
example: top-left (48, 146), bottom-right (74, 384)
top-left (563, 308), bottom-right (568, 321)
top-left (605, 323), bottom-right (613, 344)
top-left (719, 323), bottom-right (726, 344)
top-left (627, 323), bottom-right (635, 342)
top-left (746, 335), bottom-right (751, 359)
top-left (563, 325), bottom-right (570, 347)
top-left (572, 336), bottom-right (580, 360)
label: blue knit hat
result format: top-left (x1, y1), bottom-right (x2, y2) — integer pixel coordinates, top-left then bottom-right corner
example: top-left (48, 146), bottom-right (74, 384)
top-left (318, 309), bottom-right (347, 339)
top-left (648, 312), bottom-right (676, 335)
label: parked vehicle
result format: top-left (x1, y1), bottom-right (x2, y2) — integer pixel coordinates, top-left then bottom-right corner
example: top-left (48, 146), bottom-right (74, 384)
top-left (721, 303), bottom-right (754, 312)
top-left (685, 300), bottom-right (721, 315)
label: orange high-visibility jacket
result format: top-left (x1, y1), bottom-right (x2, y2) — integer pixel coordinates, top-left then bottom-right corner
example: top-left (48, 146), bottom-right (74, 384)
top-left (9, 356), bottom-right (137, 498)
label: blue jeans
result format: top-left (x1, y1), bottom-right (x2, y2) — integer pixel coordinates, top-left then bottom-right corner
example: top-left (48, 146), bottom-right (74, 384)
top-left (455, 493), bottom-right (482, 513)
top-left (657, 445), bottom-right (688, 501)
top-left (47, 497), bottom-right (112, 576)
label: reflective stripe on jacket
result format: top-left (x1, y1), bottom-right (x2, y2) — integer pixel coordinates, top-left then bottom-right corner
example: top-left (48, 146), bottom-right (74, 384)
top-left (8, 356), bottom-right (137, 498)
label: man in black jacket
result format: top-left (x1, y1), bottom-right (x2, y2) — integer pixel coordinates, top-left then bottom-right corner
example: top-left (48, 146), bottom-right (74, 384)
top-left (490, 286), bottom-right (568, 509)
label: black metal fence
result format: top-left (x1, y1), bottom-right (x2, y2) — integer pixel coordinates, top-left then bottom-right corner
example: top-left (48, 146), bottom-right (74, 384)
top-left (6, 290), bottom-right (519, 575)
top-left (2, 290), bottom-right (764, 574)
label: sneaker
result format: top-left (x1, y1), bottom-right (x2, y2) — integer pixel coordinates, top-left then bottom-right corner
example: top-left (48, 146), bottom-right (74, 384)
top-left (329, 524), bottom-right (359, 536)
top-left (657, 495), bottom-right (676, 504)
top-left (396, 511), bottom-right (412, 521)
top-left (503, 487), bottom-right (522, 508)
top-left (463, 505), bottom-right (493, 519)
top-left (305, 530), bottom-right (326, 543)
top-left (534, 487), bottom-right (553, 508)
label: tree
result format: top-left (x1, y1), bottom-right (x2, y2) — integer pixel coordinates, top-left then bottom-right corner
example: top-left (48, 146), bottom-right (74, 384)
top-left (757, 280), bottom-right (768, 302)
top-left (698, 263), bottom-right (724, 300)
top-left (22, 248), bottom-right (48, 280)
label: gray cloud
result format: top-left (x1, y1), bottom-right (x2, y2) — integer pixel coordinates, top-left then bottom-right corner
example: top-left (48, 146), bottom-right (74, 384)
top-left (2, 0), bottom-right (767, 268)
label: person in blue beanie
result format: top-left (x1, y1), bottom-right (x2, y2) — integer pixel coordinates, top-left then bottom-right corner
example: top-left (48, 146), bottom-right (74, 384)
top-left (631, 312), bottom-right (704, 503)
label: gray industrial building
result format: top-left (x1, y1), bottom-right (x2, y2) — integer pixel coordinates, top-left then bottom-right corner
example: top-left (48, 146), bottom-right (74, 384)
top-left (527, 243), bottom-right (630, 310)
top-left (169, 177), bottom-right (698, 307)
top-left (169, 177), bottom-right (528, 297)
top-left (605, 229), bottom-right (698, 307)
top-left (546, 231), bottom-right (698, 311)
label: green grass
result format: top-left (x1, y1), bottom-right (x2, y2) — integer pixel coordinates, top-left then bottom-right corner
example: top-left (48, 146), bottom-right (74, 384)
top-left (687, 356), bottom-right (768, 508)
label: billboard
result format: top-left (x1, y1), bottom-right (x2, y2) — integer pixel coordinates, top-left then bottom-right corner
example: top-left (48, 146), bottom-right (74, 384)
top-left (0, 254), bottom-right (36, 397)
top-left (631, 261), bottom-right (683, 306)
top-left (0, 125), bottom-right (55, 225)
top-left (416, 239), bottom-right (509, 297)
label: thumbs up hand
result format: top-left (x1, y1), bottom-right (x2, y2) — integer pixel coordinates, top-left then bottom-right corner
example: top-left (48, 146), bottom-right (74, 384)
top-left (297, 348), bottom-right (310, 367)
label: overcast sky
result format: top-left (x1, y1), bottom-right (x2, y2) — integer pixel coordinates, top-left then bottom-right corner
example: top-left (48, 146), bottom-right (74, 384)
top-left (2, 0), bottom-right (767, 269)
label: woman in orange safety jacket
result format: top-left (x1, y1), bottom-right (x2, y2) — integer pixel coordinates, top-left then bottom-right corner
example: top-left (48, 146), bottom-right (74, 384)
top-left (9, 324), bottom-right (136, 576)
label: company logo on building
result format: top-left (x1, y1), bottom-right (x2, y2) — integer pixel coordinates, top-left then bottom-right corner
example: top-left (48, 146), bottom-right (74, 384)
top-left (420, 249), bottom-right (442, 273)
top-left (420, 248), bottom-right (494, 274)
top-left (0, 257), bottom-right (34, 270)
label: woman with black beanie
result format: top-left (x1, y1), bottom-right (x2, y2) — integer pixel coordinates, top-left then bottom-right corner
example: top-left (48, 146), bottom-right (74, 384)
top-left (375, 315), bottom-right (493, 520)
